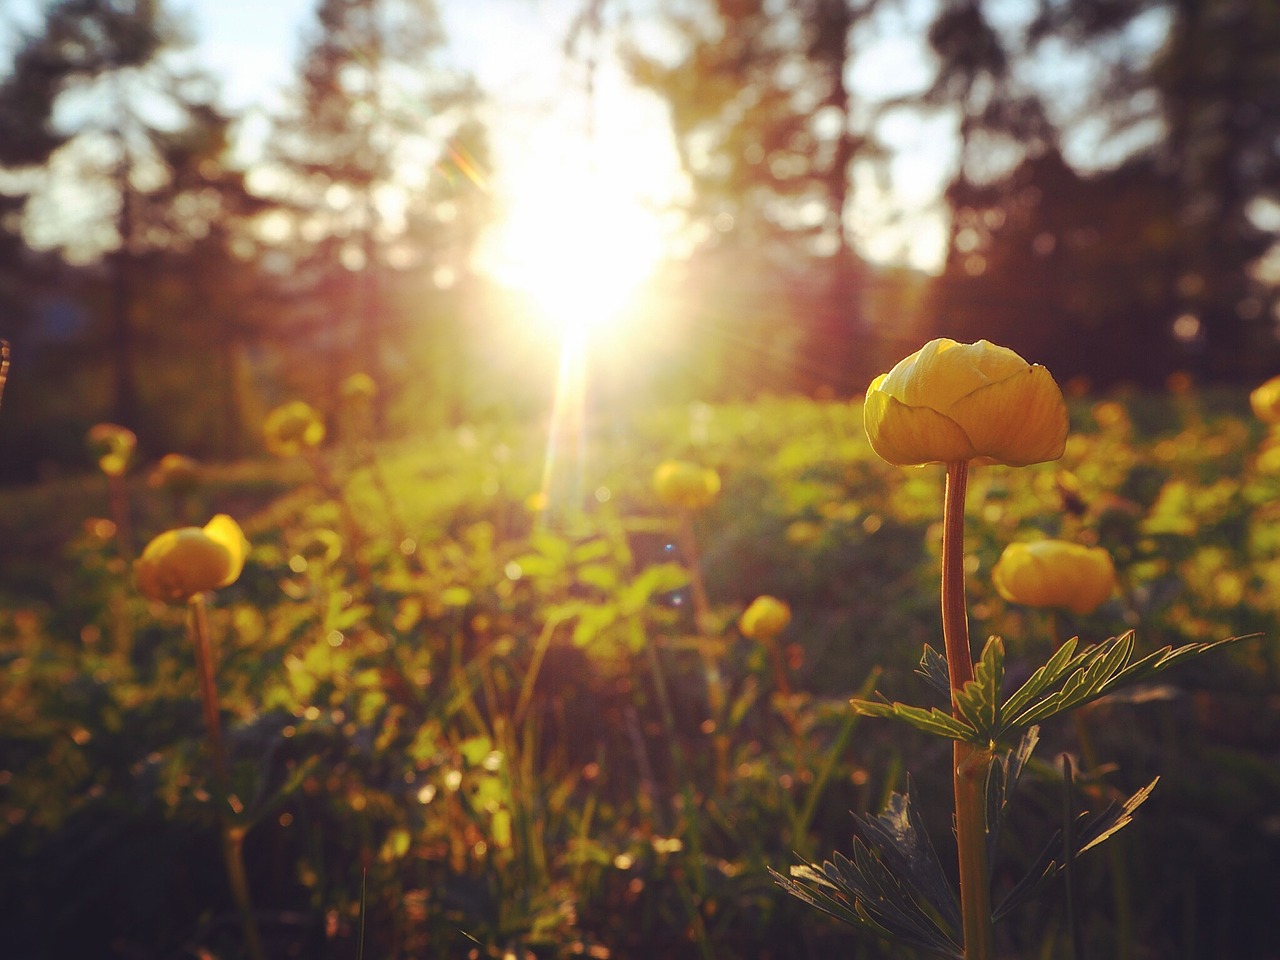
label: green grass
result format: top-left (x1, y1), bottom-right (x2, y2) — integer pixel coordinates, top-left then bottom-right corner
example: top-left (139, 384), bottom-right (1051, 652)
top-left (2, 392), bottom-right (1278, 959)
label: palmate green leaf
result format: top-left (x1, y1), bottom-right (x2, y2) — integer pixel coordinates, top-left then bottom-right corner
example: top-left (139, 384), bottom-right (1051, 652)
top-left (986, 726), bottom-right (1040, 856)
top-left (856, 785), bottom-right (963, 938)
top-left (857, 632), bottom-right (1254, 745)
top-left (996, 632), bottom-right (1256, 739)
top-left (915, 644), bottom-right (952, 699)
top-left (773, 835), bottom-right (964, 958)
top-left (850, 697), bottom-right (976, 741)
top-left (953, 637), bottom-right (1004, 735)
top-left (993, 776), bottom-right (1160, 923)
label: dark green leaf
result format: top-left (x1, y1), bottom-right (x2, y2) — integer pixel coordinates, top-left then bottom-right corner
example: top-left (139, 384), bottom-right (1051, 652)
top-left (851, 697), bottom-right (977, 741)
top-left (855, 785), bottom-right (963, 937)
top-left (954, 636), bottom-right (1004, 737)
top-left (915, 644), bottom-right (952, 699)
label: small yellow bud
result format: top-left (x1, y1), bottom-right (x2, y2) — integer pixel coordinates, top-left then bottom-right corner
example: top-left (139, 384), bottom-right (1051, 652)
top-left (87, 423), bottom-right (137, 477)
top-left (1250, 376), bottom-right (1280, 424)
top-left (263, 401), bottom-right (325, 457)
top-left (653, 460), bottom-right (721, 511)
top-left (148, 453), bottom-right (201, 494)
top-left (863, 339), bottom-right (1068, 467)
top-left (341, 372), bottom-right (377, 403)
top-left (992, 540), bottom-right (1116, 615)
top-left (739, 595), bottom-right (791, 640)
top-left (135, 514), bottom-right (249, 604)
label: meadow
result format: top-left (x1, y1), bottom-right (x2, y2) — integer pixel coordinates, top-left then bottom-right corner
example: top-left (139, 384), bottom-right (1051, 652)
top-left (2, 386), bottom-right (1278, 959)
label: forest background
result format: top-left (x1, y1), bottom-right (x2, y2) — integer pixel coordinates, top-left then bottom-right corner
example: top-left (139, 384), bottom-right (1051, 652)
top-left (1, 0), bottom-right (1278, 483)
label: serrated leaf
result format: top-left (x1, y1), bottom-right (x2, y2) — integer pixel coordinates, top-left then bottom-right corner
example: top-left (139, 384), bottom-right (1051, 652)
top-left (851, 697), bottom-right (977, 741)
top-left (992, 776), bottom-right (1160, 923)
top-left (987, 727), bottom-right (1040, 855)
top-left (774, 836), bottom-right (964, 958)
top-left (915, 644), bottom-right (952, 699)
top-left (954, 636), bottom-right (1004, 737)
top-left (1077, 777), bottom-right (1159, 854)
top-left (855, 785), bottom-right (962, 937)
top-left (996, 633), bottom-right (1255, 739)
top-left (1000, 638), bottom-right (1082, 721)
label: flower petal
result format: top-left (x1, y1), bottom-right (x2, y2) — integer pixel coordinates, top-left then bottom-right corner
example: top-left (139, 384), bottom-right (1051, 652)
top-left (863, 387), bottom-right (978, 466)
top-left (202, 514), bottom-right (249, 588)
top-left (946, 365), bottom-right (1068, 466)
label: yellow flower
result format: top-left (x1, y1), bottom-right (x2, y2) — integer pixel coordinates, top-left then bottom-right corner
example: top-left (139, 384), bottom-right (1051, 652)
top-left (863, 339), bottom-right (1068, 467)
top-left (87, 423), bottom-right (137, 476)
top-left (653, 460), bottom-right (721, 511)
top-left (340, 372), bottom-right (377, 403)
top-left (263, 401), bottom-right (325, 457)
top-left (148, 453), bottom-right (201, 494)
top-left (1256, 430), bottom-right (1280, 473)
top-left (135, 514), bottom-right (249, 604)
top-left (1250, 376), bottom-right (1280, 424)
top-left (739, 595), bottom-right (791, 640)
top-left (991, 540), bottom-right (1116, 615)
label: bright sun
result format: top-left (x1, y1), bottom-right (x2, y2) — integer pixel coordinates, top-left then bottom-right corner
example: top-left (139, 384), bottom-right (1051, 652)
top-left (482, 165), bottom-right (669, 339)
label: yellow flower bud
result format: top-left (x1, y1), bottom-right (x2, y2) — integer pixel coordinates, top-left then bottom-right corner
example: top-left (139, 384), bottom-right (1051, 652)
top-left (653, 460), bottom-right (721, 511)
top-left (739, 595), bottom-right (791, 640)
top-left (86, 423), bottom-right (137, 477)
top-left (148, 453), bottom-right (201, 494)
top-left (991, 540), bottom-right (1116, 615)
top-left (135, 514), bottom-right (248, 604)
top-left (1250, 376), bottom-right (1280, 424)
top-left (340, 372), bottom-right (377, 403)
top-left (863, 339), bottom-right (1068, 467)
top-left (263, 401), bottom-right (326, 457)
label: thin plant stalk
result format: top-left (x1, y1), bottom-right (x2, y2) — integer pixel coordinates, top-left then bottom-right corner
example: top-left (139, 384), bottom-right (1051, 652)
top-left (1048, 612), bottom-right (1134, 960)
top-left (189, 595), bottom-right (268, 960)
top-left (637, 618), bottom-right (714, 957)
top-left (677, 510), bottom-right (713, 636)
top-left (107, 472), bottom-right (134, 560)
top-left (676, 510), bottom-right (730, 790)
top-left (941, 461), bottom-right (994, 960)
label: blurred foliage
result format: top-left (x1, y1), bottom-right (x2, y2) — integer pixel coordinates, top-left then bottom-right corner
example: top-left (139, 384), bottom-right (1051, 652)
top-left (2, 388), bottom-right (1279, 958)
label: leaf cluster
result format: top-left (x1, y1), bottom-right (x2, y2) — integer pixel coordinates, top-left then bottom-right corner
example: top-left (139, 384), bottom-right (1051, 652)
top-left (853, 630), bottom-right (1255, 746)
top-left (776, 728), bottom-right (1162, 956)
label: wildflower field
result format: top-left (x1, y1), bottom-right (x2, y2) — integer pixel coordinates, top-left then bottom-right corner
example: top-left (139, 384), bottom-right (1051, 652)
top-left (3, 380), bottom-right (1279, 959)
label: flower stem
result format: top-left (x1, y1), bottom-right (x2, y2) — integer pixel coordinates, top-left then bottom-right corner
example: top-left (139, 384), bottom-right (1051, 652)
top-left (942, 461), bottom-right (994, 960)
top-left (189, 596), bottom-right (268, 960)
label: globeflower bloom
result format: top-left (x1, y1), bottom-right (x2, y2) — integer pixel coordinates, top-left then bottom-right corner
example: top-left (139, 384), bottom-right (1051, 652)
top-left (1250, 375), bottom-right (1280, 424)
top-left (654, 460), bottom-right (721, 511)
top-left (263, 401), bottom-right (325, 457)
top-left (148, 453), bottom-right (201, 494)
top-left (863, 339), bottom-right (1068, 467)
top-left (992, 539), bottom-right (1116, 616)
top-left (135, 514), bottom-right (248, 604)
top-left (740, 595), bottom-right (791, 640)
top-left (340, 372), bottom-right (377, 404)
top-left (87, 423), bottom-right (137, 476)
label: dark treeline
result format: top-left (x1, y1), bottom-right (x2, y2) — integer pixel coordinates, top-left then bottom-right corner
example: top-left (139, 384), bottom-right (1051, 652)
top-left (1, 0), bottom-right (1277, 483)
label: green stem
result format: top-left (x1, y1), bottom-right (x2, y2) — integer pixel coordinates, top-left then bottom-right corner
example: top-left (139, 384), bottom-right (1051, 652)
top-left (677, 510), bottom-right (729, 790)
top-left (190, 597), bottom-right (268, 960)
top-left (677, 510), bottom-right (713, 635)
top-left (942, 461), bottom-right (993, 960)
top-left (108, 472), bottom-right (134, 560)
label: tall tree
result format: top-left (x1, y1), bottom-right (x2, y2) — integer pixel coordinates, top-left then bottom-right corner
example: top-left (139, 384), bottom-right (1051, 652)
top-left (926, 0), bottom-right (1280, 383)
top-left (0, 0), bottom-right (253, 433)
top-left (622, 0), bottom-right (886, 395)
top-left (267, 0), bottom-right (489, 432)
